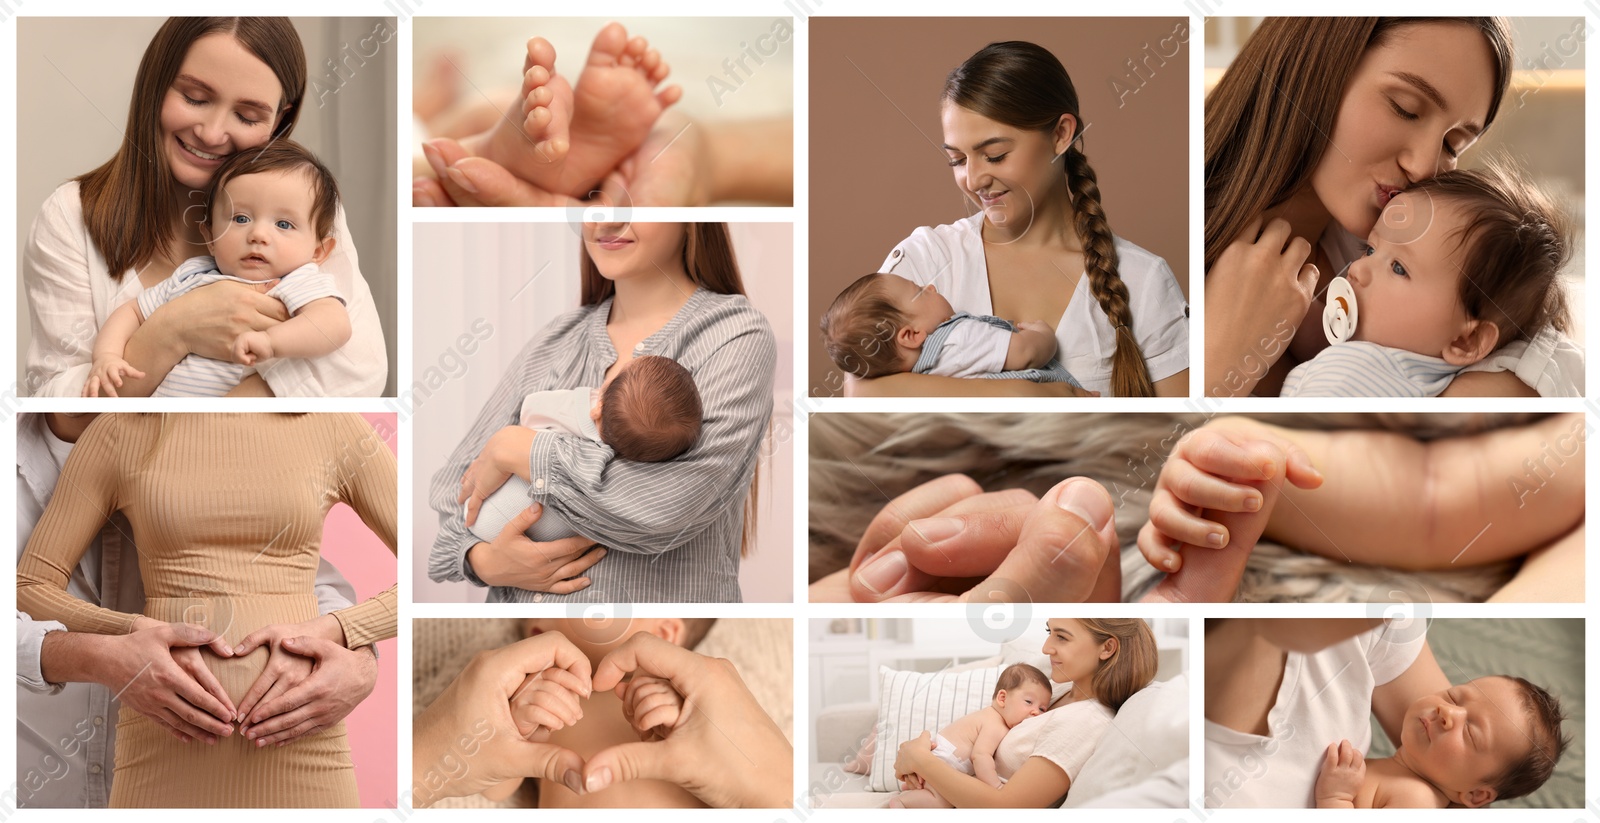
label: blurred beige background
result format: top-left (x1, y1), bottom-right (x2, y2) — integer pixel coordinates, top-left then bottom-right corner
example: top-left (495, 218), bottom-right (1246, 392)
top-left (411, 222), bottom-right (795, 603)
top-left (807, 17), bottom-right (1190, 397)
top-left (16, 17), bottom-right (398, 394)
top-left (1205, 17), bottom-right (1586, 347)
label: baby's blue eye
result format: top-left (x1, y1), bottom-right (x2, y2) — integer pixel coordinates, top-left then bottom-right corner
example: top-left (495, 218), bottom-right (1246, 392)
top-left (275, 219), bottom-right (294, 230)
top-left (1391, 260), bottom-right (1408, 277)
top-left (1361, 244), bottom-right (1375, 256)
top-left (232, 215), bottom-right (249, 225)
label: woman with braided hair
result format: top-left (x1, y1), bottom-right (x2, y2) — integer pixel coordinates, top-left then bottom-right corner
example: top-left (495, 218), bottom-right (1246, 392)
top-left (847, 40), bottom-right (1189, 398)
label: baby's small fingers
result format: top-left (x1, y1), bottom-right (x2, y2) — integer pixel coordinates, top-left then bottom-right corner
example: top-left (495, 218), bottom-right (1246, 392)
top-left (628, 688), bottom-right (680, 721)
top-left (512, 704), bottom-right (567, 736)
top-left (1284, 445), bottom-right (1324, 490)
top-left (523, 683), bottom-right (583, 722)
top-left (1176, 430), bottom-right (1272, 480)
top-left (1137, 520), bottom-right (1183, 573)
top-left (1149, 488), bottom-right (1230, 549)
top-left (634, 703), bottom-right (680, 734)
top-left (1163, 459), bottom-right (1265, 513)
top-left (535, 666), bottom-right (590, 698)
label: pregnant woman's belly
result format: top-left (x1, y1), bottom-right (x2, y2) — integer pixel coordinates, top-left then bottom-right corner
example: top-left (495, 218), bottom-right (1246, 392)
top-left (144, 593), bottom-right (319, 704)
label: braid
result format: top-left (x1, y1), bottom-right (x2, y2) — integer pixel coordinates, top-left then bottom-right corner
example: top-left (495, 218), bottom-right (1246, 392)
top-left (1065, 148), bottom-right (1155, 397)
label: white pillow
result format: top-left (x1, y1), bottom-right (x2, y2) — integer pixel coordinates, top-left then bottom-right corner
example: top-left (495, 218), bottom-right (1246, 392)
top-left (1062, 673), bottom-right (1189, 808)
top-left (867, 665), bottom-right (1000, 792)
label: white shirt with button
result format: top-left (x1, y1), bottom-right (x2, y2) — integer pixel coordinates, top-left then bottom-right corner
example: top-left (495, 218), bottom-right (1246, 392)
top-left (14, 413), bottom-right (360, 808)
top-left (880, 213), bottom-right (1189, 396)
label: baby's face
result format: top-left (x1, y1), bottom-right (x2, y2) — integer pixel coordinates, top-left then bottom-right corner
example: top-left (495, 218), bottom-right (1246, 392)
top-left (207, 168), bottom-right (330, 281)
top-left (881, 274), bottom-right (954, 336)
top-left (994, 681), bottom-right (1051, 728)
top-left (1344, 191), bottom-right (1475, 358)
top-left (1397, 676), bottom-right (1532, 806)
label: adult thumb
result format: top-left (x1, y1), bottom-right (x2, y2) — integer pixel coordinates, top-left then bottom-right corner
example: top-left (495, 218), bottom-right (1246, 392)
top-left (584, 740), bottom-right (677, 794)
top-left (521, 741), bottom-right (587, 797)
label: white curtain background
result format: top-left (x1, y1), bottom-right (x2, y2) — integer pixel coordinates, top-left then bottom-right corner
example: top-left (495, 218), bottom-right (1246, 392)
top-left (411, 223), bottom-right (795, 603)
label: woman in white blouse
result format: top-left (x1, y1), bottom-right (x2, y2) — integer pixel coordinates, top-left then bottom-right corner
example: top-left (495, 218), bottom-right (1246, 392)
top-left (848, 41), bottom-right (1189, 398)
top-left (894, 618), bottom-right (1159, 807)
top-left (22, 18), bottom-right (386, 397)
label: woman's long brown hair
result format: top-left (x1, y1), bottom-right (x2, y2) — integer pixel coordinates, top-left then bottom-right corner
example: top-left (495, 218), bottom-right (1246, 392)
top-left (76, 17), bottom-right (307, 281)
top-left (579, 223), bottom-right (765, 556)
top-left (944, 42), bottom-right (1155, 397)
top-left (1077, 618), bottom-right (1159, 712)
top-left (1204, 17), bottom-right (1513, 272)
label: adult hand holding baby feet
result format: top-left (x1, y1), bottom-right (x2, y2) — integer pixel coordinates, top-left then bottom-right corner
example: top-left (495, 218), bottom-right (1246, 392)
top-left (413, 631), bottom-right (594, 807)
top-left (1137, 415), bottom-right (1323, 602)
top-left (425, 23), bottom-right (681, 203)
top-left (583, 632), bottom-right (792, 808)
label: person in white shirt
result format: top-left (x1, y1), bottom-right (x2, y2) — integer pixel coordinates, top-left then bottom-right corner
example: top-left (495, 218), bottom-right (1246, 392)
top-left (846, 41), bottom-right (1189, 399)
top-left (15, 413), bottom-right (378, 808)
top-left (21, 17), bottom-right (386, 398)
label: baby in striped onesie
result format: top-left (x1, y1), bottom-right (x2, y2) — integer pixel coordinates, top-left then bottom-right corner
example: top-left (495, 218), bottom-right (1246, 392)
top-left (821, 272), bottom-right (1081, 386)
top-left (1281, 163), bottom-right (1571, 397)
top-left (83, 140), bottom-right (352, 397)
top-left (467, 355), bottom-right (703, 544)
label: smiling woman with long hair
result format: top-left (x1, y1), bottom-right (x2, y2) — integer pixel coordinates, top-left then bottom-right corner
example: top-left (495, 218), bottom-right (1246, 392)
top-left (22, 17), bottom-right (386, 397)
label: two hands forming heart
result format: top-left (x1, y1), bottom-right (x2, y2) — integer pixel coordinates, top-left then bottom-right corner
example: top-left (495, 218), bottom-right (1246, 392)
top-left (413, 630), bottom-right (794, 809)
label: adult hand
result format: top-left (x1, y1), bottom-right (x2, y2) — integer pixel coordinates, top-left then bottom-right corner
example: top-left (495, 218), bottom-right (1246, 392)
top-left (597, 110), bottom-right (713, 207)
top-left (412, 632), bottom-right (592, 808)
top-left (1205, 216), bottom-right (1317, 396)
top-left (154, 279), bottom-right (288, 363)
top-left (466, 505), bottom-right (605, 594)
top-left (416, 139), bottom-right (587, 208)
top-left (838, 474), bottom-right (1121, 604)
top-left (101, 621), bottom-right (238, 743)
top-left (233, 636), bottom-right (378, 746)
top-left (585, 632), bottom-right (792, 808)
top-left (229, 615), bottom-right (345, 739)
top-left (894, 731), bottom-right (937, 787)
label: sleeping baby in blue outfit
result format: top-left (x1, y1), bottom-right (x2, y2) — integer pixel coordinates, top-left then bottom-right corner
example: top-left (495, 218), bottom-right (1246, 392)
top-left (821, 272), bottom-right (1081, 386)
top-left (1282, 162), bottom-right (1574, 397)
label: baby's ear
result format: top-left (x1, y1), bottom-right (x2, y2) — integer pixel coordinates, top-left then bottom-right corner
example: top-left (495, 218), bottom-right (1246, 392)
top-left (1459, 784), bottom-right (1497, 808)
top-left (312, 235), bottom-right (338, 265)
top-left (1441, 318), bottom-right (1500, 366)
top-left (896, 326), bottom-right (925, 350)
top-left (651, 617), bottom-right (688, 647)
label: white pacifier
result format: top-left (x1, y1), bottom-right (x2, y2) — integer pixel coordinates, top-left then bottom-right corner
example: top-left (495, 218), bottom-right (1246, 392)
top-left (1322, 276), bottom-right (1358, 345)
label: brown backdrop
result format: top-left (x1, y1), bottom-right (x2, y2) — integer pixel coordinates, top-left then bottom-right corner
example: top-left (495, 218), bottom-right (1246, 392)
top-left (807, 17), bottom-right (1190, 396)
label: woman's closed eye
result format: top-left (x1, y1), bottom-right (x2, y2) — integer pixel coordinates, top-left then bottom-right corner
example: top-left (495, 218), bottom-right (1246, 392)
top-left (946, 153), bottom-right (1009, 167)
top-left (179, 91), bottom-right (264, 127)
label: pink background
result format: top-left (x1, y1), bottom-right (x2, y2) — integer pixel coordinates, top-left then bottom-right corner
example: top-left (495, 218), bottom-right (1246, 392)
top-left (324, 413), bottom-right (398, 808)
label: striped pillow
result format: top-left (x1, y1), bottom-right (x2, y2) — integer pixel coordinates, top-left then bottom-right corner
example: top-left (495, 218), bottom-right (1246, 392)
top-left (867, 665), bottom-right (1001, 792)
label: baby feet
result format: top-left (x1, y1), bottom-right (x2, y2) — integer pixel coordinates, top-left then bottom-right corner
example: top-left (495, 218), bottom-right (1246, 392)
top-left (464, 23), bottom-right (681, 199)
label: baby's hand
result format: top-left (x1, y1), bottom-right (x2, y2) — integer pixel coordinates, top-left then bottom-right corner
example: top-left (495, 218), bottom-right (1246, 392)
top-left (233, 331), bottom-right (274, 366)
top-left (615, 674), bottom-right (685, 742)
top-left (1315, 740), bottom-right (1366, 808)
top-left (83, 355), bottom-right (146, 398)
top-left (507, 665), bottom-right (591, 740)
top-left (1138, 416), bottom-right (1322, 573)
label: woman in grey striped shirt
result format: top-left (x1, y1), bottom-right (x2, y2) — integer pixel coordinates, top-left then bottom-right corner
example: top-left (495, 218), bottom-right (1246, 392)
top-left (428, 223), bottom-right (776, 603)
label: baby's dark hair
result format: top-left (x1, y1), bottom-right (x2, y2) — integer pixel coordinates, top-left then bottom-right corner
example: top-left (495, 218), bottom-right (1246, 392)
top-left (205, 139), bottom-right (340, 240)
top-left (681, 618), bottom-right (718, 650)
top-left (1407, 160), bottom-right (1570, 346)
top-left (994, 663), bottom-right (1051, 699)
top-left (820, 273), bottom-right (909, 379)
top-left (601, 355), bottom-right (702, 462)
top-left (1490, 675), bottom-right (1569, 802)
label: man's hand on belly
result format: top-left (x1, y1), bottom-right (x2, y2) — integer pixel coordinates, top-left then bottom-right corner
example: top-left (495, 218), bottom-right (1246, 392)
top-left (50, 621), bottom-right (240, 744)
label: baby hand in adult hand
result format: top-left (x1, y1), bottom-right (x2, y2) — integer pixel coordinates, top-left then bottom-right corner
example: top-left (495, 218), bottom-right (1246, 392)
top-left (585, 633), bottom-right (792, 808)
top-left (615, 674), bottom-right (684, 742)
top-left (1138, 416), bottom-right (1321, 601)
top-left (894, 731), bottom-right (936, 787)
top-left (233, 330), bottom-right (273, 366)
top-left (508, 665), bottom-right (591, 739)
top-left (845, 474), bottom-right (1121, 604)
top-left (1205, 216), bottom-right (1318, 396)
top-left (412, 632), bottom-right (592, 807)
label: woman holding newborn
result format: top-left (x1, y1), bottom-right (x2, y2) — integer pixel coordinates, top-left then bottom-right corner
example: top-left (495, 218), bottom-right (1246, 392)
top-left (22, 17), bottom-right (387, 397)
top-left (1205, 17), bottom-right (1579, 397)
top-left (849, 41), bottom-right (1189, 398)
top-left (16, 413), bottom-right (398, 807)
top-left (429, 222), bottom-right (776, 603)
top-left (894, 618), bottom-right (1158, 807)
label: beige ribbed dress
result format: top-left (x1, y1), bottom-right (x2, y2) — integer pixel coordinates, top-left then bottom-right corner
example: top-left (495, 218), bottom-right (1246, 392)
top-left (16, 413), bottom-right (397, 808)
